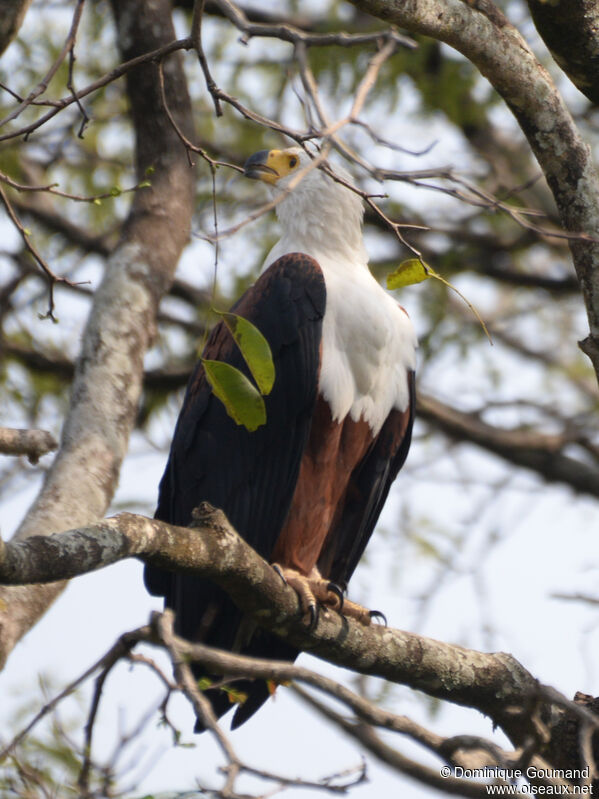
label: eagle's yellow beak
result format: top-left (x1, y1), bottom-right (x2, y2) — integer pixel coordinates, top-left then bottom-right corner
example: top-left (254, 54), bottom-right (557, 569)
top-left (243, 149), bottom-right (300, 185)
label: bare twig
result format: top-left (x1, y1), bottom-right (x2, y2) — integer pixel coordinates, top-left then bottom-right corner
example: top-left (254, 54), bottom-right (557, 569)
top-left (0, 37), bottom-right (195, 143)
top-left (0, 0), bottom-right (86, 128)
top-left (383, 168), bottom-right (599, 245)
top-left (78, 651), bottom-right (119, 795)
top-left (0, 628), bottom-right (139, 763)
top-left (156, 59), bottom-right (241, 173)
top-left (212, 0), bottom-right (416, 50)
top-left (157, 613), bottom-right (234, 747)
top-left (0, 168), bottom-right (152, 203)
top-left (156, 612), bottom-right (365, 796)
top-left (65, 0), bottom-right (89, 137)
top-left (292, 686), bottom-right (492, 798)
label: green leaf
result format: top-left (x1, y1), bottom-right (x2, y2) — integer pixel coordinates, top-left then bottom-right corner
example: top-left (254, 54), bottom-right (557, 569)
top-left (386, 258), bottom-right (431, 289)
top-left (203, 359), bottom-right (266, 431)
top-left (387, 258), bottom-right (493, 344)
top-left (214, 310), bottom-right (275, 395)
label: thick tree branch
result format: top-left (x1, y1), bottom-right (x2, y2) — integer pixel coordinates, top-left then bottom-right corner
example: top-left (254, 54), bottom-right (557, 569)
top-left (0, 501), bottom-right (594, 773)
top-left (0, 427), bottom-right (58, 464)
top-left (0, 0), bottom-right (32, 57)
top-left (348, 0), bottom-right (599, 386)
top-left (526, 1), bottom-right (599, 107)
top-left (0, 0), bottom-right (196, 670)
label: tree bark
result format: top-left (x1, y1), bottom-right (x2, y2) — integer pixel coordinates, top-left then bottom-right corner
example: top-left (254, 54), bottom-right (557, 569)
top-left (0, 0), bottom-right (195, 669)
top-left (0, 0), bottom-right (32, 56)
top-left (527, 0), bottom-right (599, 106)
top-left (0, 427), bottom-right (57, 464)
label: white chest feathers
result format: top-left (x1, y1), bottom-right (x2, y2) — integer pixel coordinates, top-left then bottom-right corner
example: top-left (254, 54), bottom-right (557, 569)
top-left (265, 243), bottom-right (417, 436)
top-left (317, 256), bottom-right (416, 435)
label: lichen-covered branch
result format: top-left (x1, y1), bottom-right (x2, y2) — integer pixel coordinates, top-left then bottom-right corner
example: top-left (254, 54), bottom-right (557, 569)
top-left (0, 0), bottom-right (196, 670)
top-left (0, 427), bottom-right (57, 464)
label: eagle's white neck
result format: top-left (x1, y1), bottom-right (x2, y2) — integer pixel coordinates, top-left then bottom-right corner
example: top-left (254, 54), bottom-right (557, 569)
top-left (263, 168), bottom-right (417, 435)
top-left (271, 170), bottom-right (367, 264)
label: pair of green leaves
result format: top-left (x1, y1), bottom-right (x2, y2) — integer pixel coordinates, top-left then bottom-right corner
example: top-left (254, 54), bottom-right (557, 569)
top-left (202, 311), bottom-right (275, 432)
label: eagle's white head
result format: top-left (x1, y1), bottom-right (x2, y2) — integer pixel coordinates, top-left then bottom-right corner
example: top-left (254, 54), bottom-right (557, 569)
top-left (243, 146), bottom-right (366, 264)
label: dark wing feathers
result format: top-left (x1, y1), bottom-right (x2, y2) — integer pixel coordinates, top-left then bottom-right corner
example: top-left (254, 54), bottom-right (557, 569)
top-left (144, 253), bottom-right (326, 728)
top-left (145, 250), bottom-right (415, 731)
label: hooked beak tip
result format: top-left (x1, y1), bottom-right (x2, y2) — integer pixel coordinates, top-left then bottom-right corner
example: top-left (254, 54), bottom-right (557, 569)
top-left (243, 150), bottom-right (279, 182)
top-left (243, 163), bottom-right (279, 180)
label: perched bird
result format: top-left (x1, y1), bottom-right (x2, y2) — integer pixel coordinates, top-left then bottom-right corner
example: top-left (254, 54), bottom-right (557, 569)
top-left (145, 146), bottom-right (417, 729)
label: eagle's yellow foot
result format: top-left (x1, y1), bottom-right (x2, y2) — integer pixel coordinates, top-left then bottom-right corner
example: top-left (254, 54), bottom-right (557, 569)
top-left (272, 565), bottom-right (385, 628)
top-left (272, 565), bottom-right (343, 628)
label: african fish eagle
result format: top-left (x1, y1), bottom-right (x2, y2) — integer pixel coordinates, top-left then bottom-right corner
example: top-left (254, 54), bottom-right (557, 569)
top-left (144, 146), bottom-right (417, 729)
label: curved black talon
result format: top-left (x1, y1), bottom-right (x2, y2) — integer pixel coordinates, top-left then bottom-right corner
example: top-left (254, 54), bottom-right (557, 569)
top-left (369, 609), bottom-right (387, 626)
top-left (272, 564), bottom-right (287, 585)
top-left (327, 581), bottom-right (345, 611)
top-left (307, 603), bottom-right (319, 630)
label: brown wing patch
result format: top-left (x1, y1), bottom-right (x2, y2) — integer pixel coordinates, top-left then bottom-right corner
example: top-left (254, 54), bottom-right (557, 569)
top-left (318, 372), bottom-right (415, 585)
top-left (271, 396), bottom-right (374, 575)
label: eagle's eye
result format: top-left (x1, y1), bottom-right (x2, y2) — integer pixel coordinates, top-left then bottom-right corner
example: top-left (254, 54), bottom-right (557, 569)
top-left (288, 156), bottom-right (298, 168)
